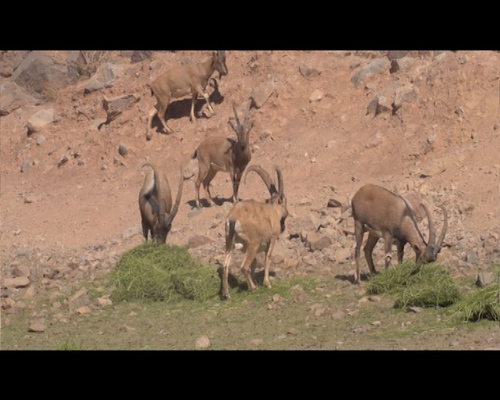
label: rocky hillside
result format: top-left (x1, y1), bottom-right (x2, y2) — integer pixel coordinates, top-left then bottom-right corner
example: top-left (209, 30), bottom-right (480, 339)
top-left (1, 50), bottom-right (499, 311)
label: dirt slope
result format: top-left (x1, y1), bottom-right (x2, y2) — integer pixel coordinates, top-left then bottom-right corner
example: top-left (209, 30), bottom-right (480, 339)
top-left (1, 50), bottom-right (499, 289)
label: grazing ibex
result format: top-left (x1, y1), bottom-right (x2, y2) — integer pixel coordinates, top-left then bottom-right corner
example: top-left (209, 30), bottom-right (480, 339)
top-left (192, 100), bottom-right (253, 209)
top-left (146, 51), bottom-right (228, 140)
top-left (222, 165), bottom-right (288, 300)
top-left (138, 163), bottom-right (184, 244)
top-left (351, 184), bottom-right (448, 284)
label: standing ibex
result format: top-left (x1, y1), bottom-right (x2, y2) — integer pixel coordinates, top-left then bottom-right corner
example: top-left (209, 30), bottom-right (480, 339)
top-left (222, 165), bottom-right (288, 300)
top-left (192, 100), bottom-right (253, 209)
top-left (351, 184), bottom-right (448, 284)
top-left (146, 51), bottom-right (228, 140)
top-left (138, 163), bottom-right (184, 244)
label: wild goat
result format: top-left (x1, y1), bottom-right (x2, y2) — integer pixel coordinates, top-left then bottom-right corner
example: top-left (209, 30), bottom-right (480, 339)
top-left (351, 184), bottom-right (448, 284)
top-left (146, 51), bottom-right (228, 140)
top-left (221, 165), bottom-right (288, 300)
top-left (138, 163), bottom-right (184, 244)
top-left (192, 100), bottom-right (253, 209)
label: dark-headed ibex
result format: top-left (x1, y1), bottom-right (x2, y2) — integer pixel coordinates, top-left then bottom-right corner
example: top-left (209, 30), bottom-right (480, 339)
top-left (138, 163), bottom-right (184, 244)
top-left (146, 51), bottom-right (228, 140)
top-left (192, 100), bottom-right (253, 209)
top-left (222, 165), bottom-right (288, 300)
top-left (351, 184), bottom-right (448, 284)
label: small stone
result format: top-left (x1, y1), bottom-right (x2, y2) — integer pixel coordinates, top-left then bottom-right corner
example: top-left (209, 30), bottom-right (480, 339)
top-left (28, 321), bottom-right (46, 333)
top-left (118, 144), bottom-right (128, 156)
top-left (195, 335), bottom-right (211, 350)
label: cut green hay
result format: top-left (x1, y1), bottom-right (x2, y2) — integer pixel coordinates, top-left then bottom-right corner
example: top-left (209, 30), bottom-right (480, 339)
top-left (452, 281), bottom-right (500, 322)
top-left (367, 261), bottom-right (461, 308)
top-left (109, 242), bottom-right (220, 304)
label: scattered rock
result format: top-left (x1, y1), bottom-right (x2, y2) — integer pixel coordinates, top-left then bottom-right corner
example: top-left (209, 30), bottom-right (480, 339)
top-left (99, 94), bottom-right (140, 129)
top-left (0, 81), bottom-right (38, 115)
top-left (309, 89), bottom-right (323, 102)
top-left (28, 321), bottom-right (46, 333)
top-left (84, 63), bottom-right (123, 94)
top-left (188, 234), bottom-right (213, 249)
top-left (250, 79), bottom-right (276, 109)
top-left (68, 288), bottom-right (89, 310)
top-left (3, 276), bottom-right (30, 288)
top-left (118, 144), bottom-right (128, 157)
top-left (20, 160), bottom-right (31, 173)
top-left (26, 108), bottom-right (57, 135)
top-left (476, 272), bottom-right (496, 287)
top-left (195, 335), bottom-right (211, 350)
top-left (299, 63), bottom-right (322, 78)
top-left (351, 58), bottom-right (390, 88)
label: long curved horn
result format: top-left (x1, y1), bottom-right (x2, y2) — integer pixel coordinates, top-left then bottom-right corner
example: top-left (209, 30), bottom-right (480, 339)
top-left (244, 165), bottom-right (277, 195)
top-left (164, 166), bottom-right (184, 228)
top-left (143, 163), bottom-right (165, 226)
top-left (421, 203), bottom-right (435, 246)
top-left (434, 205), bottom-right (448, 255)
top-left (274, 165), bottom-right (284, 198)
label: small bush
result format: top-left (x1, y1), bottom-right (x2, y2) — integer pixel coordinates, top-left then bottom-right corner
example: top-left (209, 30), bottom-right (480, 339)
top-left (109, 242), bottom-right (220, 303)
top-left (367, 261), bottom-right (461, 308)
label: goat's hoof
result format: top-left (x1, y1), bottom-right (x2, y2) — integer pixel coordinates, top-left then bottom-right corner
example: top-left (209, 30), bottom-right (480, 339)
top-left (222, 293), bottom-right (231, 300)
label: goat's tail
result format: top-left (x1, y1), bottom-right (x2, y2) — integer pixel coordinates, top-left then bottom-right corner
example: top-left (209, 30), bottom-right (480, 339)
top-left (191, 149), bottom-right (198, 159)
top-left (225, 220), bottom-right (236, 252)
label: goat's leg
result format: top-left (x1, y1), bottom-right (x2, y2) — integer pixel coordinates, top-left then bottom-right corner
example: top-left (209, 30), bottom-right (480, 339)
top-left (141, 220), bottom-right (149, 241)
top-left (364, 233), bottom-right (380, 276)
top-left (263, 239), bottom-right (276, 289)
top-left (156, 98), bottom-right (173, 134)
top-left (382, 231), bottom-right (394, 269)
top-left (222, 250), bottom-right (234, 300)
top-left (203, 169), bottom-right (218, 206)
top-left (146, 108), bottom-right (157, 141)
top-left (201, 90), bottom-right (215, 115)
top-left (194, 162), bottom-right (210, 209)
top-left (190, 94), bottom-right (198, 123)
top-left (353, 220), bottom-right (365, 284)
top-left (396, 239), bottom-right (406, 264)
top-left (232, 172), bottom-right (242, 203)
top-left (240, 243), bottom-right (259, 292)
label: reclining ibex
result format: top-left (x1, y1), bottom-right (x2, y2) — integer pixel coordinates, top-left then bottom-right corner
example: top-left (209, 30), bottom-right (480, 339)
top-left (138, 163), bottom-right (184, 244)
top-left (351, 184), bottom-right (448, 284)
top-left (146, 51), bottom-right (228, 140)
top-left (192, 99), bottom-right (253, 209)
top-left (222, 165), bottom-right (288, 300)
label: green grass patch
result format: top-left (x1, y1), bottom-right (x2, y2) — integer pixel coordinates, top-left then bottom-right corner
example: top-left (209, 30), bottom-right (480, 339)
top-left (451, 267), bottom-right (500, 322)
top-left (367, 261), bottom-right (461, 308)
top-left (109, 242), bottom-right (220, 303)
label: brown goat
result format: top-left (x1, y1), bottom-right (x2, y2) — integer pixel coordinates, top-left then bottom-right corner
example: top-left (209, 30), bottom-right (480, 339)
top-left (146, 51), bottom-right (228, 140)
top-left (222, 165), bottom-right (288, 300)
top-left (351, 184), bottom-right (448, 284)
top-left (138, 163), bottom-right (184, 244)
top-left (192, 100), bottom-right (253, 209)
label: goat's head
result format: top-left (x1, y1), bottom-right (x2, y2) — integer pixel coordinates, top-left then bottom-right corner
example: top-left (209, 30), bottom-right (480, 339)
top-left (417, 204), bottom-right (448, 263)
top-left (212, 50), bottom-right (228, 78)
top-left (244, 164), bottom-right (288, 232)
top-left (228, 100), bottom-right (253, 149)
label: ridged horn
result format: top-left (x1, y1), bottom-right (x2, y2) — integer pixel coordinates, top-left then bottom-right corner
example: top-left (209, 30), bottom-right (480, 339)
top-left (434, 205), bottom-right (448, 255)
top-left (164, 165), bottom-right (184, 228)
top-left (244, 165), bottom-right (277, 196)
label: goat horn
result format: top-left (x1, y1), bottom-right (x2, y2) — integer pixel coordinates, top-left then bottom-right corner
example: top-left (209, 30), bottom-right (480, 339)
top-left (232, 102), bottom-right (241, 128)
top-left (421, 203), bottom-right (436, 246)
top-left (164, 166), bottom-right (184, 228)
top-left (244, 165), bottom-right (277, 195)
top-left (143, 163), bottom-right (165, 226)
top-left (274, 165), bottom-right (284, 198)
top-left (434, 205), bottom-right (448, 255)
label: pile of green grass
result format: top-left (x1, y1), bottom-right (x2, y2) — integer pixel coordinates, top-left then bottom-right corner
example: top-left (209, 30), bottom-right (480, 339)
top-left (452, 267), bottom-right (500, 322)
top-left (367, 261), bottom-right (461, 308)
top-left (109, 242), bottom-right (220, 303)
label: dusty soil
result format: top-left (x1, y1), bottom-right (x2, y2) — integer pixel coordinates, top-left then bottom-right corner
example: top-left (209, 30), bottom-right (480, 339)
top-left (1, 50), bottom-right (500, 350)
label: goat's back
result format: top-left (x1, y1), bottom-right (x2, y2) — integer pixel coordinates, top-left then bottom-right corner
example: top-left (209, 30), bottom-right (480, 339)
top-left (351, 184), bottom-right (409, 231)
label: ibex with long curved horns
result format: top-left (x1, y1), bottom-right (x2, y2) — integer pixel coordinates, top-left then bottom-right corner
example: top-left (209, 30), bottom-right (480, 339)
top-left (138, 163), bottom-right (184, 244)
top-left (351, 184), bottom-right (448, 284)
top-left (146, 51), bottom-right (228, 139)
top-left (192, 99), bottom-right (253, 209)
top-left (222, 165), bottom-right (288, 300)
